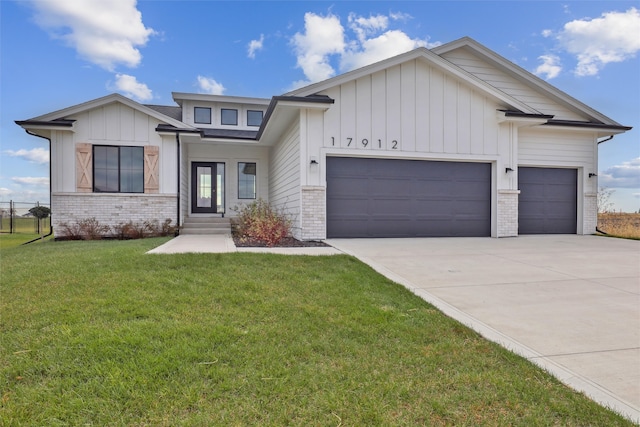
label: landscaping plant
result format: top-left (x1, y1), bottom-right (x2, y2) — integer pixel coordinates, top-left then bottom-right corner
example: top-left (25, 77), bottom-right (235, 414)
top-left (232, 199), bottom-right (292, 246)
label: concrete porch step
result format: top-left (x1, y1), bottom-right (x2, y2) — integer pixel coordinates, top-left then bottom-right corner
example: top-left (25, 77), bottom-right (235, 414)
top-left (181, 217), bottom-right (231, 235)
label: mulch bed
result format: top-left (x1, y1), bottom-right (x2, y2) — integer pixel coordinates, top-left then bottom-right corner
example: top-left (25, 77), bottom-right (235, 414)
top-left (232, 235), bottom-right (330, 248)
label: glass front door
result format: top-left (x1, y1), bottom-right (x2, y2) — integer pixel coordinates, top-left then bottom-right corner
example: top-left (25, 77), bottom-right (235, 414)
top-left (191, 162), bottom-right (225, 214)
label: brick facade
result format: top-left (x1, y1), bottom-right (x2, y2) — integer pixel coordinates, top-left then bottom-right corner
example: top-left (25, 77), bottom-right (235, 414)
top-left (52, 193), bottom-right (177, 238)
top-left (497, 190), bottom-right (519, 237)
top-left (300, 186), bottom-right (326, 240)
top-left (583, 193), bottom-right (598, 235)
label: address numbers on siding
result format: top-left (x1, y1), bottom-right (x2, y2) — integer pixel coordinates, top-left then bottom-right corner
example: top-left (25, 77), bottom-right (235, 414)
top-left (330, 137), bottom-right (399, 149)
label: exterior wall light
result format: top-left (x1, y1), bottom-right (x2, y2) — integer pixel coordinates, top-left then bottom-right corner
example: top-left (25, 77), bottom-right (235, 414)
top-left (310, 157), bottom-right (318, 165)
top-left (505, 167), bottom-right (514, 173)
top-left (589, 173), bottom-right (597, 178)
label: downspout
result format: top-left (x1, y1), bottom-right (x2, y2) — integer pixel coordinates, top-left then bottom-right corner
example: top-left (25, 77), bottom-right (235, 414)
top-left (176, 132), bottom-right (181, 236)
top-left (595, 134), bottom-right (615, 235)
top-left (22, 130), bottom-right (54, 244)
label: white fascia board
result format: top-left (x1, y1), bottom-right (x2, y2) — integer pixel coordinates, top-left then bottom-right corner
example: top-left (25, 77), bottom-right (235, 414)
top-left (20, 123), bottom-right (76, 132)
top-left (29, 93), bottom-right (193, 130)
top-left (434, 37), bottom-right (624, 126)
top-left (288, 47), bottom-right (538, 115)
top-left (172, 92), bottom-right (270, 106)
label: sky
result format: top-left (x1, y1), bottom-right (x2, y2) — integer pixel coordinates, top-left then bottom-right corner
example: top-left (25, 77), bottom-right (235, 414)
top-left (1, 0), bottom-right (639, 212)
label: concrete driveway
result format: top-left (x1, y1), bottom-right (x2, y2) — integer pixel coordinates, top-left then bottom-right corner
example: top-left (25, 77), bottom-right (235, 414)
top-left (326, 235), bottom-right (640, 422)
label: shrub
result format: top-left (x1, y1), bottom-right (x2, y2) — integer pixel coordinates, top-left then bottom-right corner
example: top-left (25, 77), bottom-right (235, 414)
top-left (59, 218), bottom-right (175, 240)
top-left (232, 199), bottom-right (292, 247)
top-left (58, 218), bottom-right (110, 240)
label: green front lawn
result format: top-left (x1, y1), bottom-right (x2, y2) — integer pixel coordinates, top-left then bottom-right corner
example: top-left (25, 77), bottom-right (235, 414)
top-left (0, 238), bottom-right (632, 426)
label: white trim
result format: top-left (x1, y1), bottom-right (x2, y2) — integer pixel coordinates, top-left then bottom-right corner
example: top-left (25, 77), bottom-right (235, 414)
top-left (29, 93), bottom-right (191, 130)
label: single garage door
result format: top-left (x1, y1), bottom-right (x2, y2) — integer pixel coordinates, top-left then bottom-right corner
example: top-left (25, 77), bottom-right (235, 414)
top-left (518, 167), bottom-right (577, 234)
top-left (326, 157), bottom-right (491, 238)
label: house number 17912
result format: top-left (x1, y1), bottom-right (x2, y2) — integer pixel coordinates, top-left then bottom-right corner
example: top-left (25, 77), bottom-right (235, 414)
top-left (331, 137), bottom-right (398, 149)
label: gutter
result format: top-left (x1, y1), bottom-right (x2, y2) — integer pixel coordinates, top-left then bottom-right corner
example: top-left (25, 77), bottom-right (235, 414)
top-left (21, 130), bottom-right (54, 244)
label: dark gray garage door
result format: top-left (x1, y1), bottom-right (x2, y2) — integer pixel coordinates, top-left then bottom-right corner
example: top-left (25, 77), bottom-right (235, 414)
top-left (519, 167), bottom-right (577, 234)
top-left (326, 157), bottom-right (491, 238)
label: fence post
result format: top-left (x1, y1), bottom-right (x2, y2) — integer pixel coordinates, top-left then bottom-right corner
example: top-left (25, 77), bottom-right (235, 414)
top-left (10, 200), bottom-right (14, 234)
top-left (36, 201), bottom-right (40, 234)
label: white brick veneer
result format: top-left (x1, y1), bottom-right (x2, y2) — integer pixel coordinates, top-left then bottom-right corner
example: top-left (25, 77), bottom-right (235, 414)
top-left (300, 186), bottom-right (326, 241)
top-left (51, 193), bottom-right (177, 238)
top-left (497, 190), bottom-right (519, 237)
top-left (583, 193), bottom-right (598, 235)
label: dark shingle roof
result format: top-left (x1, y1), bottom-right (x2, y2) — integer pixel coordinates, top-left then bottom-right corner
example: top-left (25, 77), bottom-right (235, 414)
top-left (144, 104), bottom-right (183, 121)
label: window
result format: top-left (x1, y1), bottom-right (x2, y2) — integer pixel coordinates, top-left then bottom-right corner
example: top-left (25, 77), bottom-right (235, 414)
top-left (221, 108), bottom-right (238, 125)
top-left (94, 146), bottom-right (144, 193)
top-left (238, 162), bottom-right (256, 199)
top-left (194, 107), bottom-right (211, 124)
top-left (247, 110), bottom-right (263, 127)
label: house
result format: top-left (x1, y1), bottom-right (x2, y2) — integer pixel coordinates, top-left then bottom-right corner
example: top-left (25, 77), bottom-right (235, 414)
top-left (16, 37), bottom-right (631, 240)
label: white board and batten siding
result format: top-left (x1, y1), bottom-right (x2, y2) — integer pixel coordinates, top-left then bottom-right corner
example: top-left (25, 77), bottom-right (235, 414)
top-left (440, 48), bottom-right (586, 122)
top-left (313, 59), bottom-right (505, 169)
top-left (50, 102), bottom-right (176, 194)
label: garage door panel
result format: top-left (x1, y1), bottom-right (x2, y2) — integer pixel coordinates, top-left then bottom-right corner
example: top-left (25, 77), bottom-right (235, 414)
top-left (327, 157), bottom-right (491, 238)
top-left (519, 167), bottom-right (577, 234)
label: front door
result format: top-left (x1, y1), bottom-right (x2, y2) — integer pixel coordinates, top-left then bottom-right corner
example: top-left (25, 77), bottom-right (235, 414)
top-left (191, 162), bottom-right (218, 213)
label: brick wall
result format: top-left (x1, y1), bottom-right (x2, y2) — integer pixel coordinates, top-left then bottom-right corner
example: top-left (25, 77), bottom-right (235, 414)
top-left (583, 193), bottom-right (597, 235)
top-left (52, 193), bottom-right (177, 238)
top-left (497, 190), bottom-right (519, 237)
top-left (300, 186), bottom-right (326, 241)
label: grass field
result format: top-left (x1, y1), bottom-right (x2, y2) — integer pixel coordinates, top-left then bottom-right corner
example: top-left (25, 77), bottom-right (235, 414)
top-left (1, 239), bottom-right (633, 426)
top-left (0, 217), bottom-right (50, 234)
top-left (598, 213), bottom-right (640, 240)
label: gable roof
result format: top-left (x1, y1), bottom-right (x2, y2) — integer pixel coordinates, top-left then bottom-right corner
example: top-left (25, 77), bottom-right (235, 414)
top-left (287, 37), bottom-right (630, 134)
top-left (286, 45), bottom-right (539, 115)
top-left (17, 93), bottom-right (191, 130)
top-left (432, 37), bottom-right (627, 128)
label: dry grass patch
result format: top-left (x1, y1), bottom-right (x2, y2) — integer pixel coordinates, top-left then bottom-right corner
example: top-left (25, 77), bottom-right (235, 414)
top-left (598, 213), bottom-right (640, 239)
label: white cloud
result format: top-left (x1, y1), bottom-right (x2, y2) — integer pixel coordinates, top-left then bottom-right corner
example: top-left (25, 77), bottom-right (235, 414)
top-left (4, 148), bottom-right (49, 164)
top-left (291, 12), bottom-right (346, 84)
top-left (341, 29), bottom-right (430, 72)
top-left (534, 54), bottom-right (562, 80)
top-left (599, 157), bottom-right (640, 188)
top-left (290, 11), bottom-right (438, 88)
top-left (634, 193), bottom-right (640, 198)
top-left (0, 188), bottom-right (13, 197)
top-left (557, 7), bottom-right (640, 76)
top-left (541, 29), bottom-right (553, 38)
top-left (348, 13), bottom-right (389, 42)
top-left (29, 0), bottom-right (156, 71)
top-left (12, 177), bottom-right (50, 186)
top-left (111, 74), bottom-right (152, 101)
top-left (197, 76), bottom-right (225, 95)
top-left (248, 34), bottom-right (264, 59)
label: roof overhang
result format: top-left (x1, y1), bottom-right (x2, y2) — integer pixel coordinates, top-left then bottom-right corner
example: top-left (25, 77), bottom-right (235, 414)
top-left (14, 119), bottom-right (76, 132)
top-left (257, 95), bottom-right (334, 145)
top-left (497, 110), bottom-right (554, 126)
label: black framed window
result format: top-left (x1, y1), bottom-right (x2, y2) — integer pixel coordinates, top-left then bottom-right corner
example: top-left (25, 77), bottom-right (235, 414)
top-left (94, 146), bottom-right (144, 193)
top-left (247, 110), bottom-right (263, 127)
top-left (194, 107), bottom-right (211, 124)
top-left (221, 109), bottom-right (238, 125)
top-left (238, 162), bottom-right (256, 199)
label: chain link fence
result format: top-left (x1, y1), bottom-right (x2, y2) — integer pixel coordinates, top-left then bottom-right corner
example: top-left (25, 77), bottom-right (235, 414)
top-left (0, 201), bottom-right (51, 234)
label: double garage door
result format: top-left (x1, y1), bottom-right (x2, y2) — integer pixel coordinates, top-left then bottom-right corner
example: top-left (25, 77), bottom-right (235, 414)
top-left (326, 158), bottom-right (577, 238)
top-left (326, 157), bottom-right (491, 238)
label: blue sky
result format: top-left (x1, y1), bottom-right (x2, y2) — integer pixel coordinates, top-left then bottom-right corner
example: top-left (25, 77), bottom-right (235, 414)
top-left (1, 0), bottom-right (639, 211)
